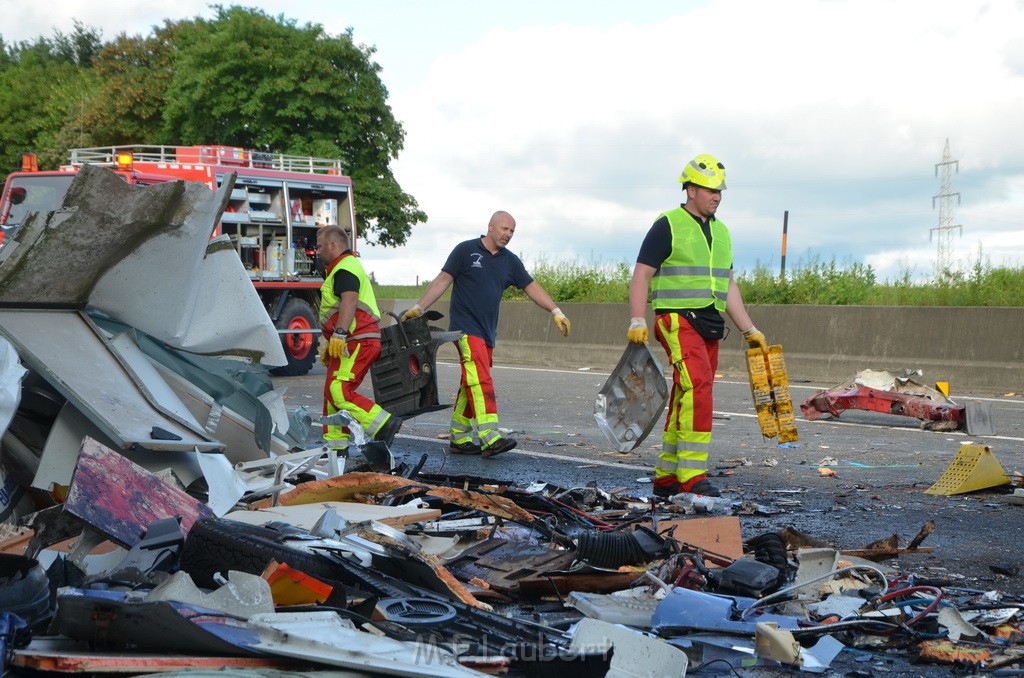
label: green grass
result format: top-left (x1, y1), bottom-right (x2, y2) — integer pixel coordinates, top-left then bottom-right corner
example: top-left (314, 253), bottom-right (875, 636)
top-left (374, 253), bottom-right (1024, 306)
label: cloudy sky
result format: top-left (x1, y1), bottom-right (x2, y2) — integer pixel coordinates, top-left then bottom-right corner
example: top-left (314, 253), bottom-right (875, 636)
top-left (5, 0), bottom-right (1024, 284)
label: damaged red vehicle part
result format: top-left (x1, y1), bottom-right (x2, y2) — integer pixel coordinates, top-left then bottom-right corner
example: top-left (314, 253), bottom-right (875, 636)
top-left (801, 386), bottom-right (964, 428)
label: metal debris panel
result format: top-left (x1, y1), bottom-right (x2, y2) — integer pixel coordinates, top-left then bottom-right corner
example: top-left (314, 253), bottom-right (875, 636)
top-left (594, 342), bottom-right (669, 452)
top-left (0, 309), bottom-right (220, 453)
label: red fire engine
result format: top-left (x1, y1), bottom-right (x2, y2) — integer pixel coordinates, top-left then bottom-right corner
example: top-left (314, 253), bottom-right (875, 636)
top-left (0, 145), bottom-right (358, 376)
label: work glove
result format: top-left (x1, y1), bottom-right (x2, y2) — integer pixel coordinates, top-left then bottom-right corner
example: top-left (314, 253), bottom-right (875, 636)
top-left (319, 344), bottom-right (329, 367)
top-left (743, 326), bottom-right (768, 351)
top-left (627, 317), bottom-right (648, 344)
top-left (401, 304), bottom-right (423, 322)
top-left (551, 307), bottom-right (571, 337)
top-left (328, 335), bottom-right (349, 359)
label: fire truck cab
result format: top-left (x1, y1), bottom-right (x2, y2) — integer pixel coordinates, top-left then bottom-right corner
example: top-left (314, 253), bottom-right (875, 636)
top-left (0, 145), bottom-right (357, 376)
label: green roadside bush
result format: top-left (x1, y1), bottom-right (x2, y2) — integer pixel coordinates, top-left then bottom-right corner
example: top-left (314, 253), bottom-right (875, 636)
top-left (374, 253), bottom-right (1024, 307)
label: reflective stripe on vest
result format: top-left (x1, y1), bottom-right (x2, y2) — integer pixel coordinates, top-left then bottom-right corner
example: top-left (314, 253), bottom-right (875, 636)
top-left (319, 253), bottom-right (381, 333)
top-left (650, 208), bottom-right (732, 312)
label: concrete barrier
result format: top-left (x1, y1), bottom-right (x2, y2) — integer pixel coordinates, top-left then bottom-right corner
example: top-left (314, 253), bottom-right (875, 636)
top-left (378, 300), bottom-right (1024, 396)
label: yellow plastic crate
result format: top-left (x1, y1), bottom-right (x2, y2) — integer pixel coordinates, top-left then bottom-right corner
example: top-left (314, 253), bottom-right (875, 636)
top-left (746, 345), bottom-right (799, 443)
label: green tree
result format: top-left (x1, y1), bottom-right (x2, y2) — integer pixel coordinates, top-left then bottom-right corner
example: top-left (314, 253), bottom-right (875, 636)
top-left (78, 26), bottom-right (181, 146)
top-left (0, 25), bottom-right (102, 172)
top-left (160, 6), bottom-right (424, 246)
top-left (1, 7), bottom-right (425, 246)
top-left (50, 20), bottom-right (103, 66)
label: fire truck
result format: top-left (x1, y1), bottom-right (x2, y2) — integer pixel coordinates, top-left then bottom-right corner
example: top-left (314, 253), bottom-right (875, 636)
top-left (0, 145), bottom-right (358, 376)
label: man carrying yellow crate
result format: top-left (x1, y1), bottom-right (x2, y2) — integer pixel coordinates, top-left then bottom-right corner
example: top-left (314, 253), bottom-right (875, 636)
top-left (627, 154), bottom-right (768, 498)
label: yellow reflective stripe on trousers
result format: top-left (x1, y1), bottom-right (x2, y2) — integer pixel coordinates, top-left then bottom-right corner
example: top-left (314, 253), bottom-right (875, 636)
top-left (451, 335), bottom-right (500, 446)
top-left (325, 342), bottom-right (385, 443)
top-left (654, 315), bottom-right (710, 483)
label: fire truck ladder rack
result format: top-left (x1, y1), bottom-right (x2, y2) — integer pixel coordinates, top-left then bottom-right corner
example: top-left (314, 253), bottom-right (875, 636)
top-left (67, 145), bottom-right (345, 176)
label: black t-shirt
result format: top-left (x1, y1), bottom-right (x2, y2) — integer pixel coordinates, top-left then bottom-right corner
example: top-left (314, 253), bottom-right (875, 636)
top-left (332, 250), bottom-right (360, 296)
top-left (443, 237), bottom-right (533, 347)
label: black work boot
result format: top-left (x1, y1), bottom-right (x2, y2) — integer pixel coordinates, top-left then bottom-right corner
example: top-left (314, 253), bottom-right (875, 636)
top-left (374, 415), bottom-right (403, 447)
top-left (481, 437), bottom-right (517, 458)
top-left (449, 441), bottom-right (482, 455)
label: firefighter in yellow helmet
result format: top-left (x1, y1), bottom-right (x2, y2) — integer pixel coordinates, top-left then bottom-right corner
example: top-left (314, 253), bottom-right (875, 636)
top-left (627, 154), bottom-right (768, 498)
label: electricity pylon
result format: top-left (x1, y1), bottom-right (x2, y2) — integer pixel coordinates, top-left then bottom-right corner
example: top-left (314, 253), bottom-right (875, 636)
top-left (930, 138), bottom-right (962, 273)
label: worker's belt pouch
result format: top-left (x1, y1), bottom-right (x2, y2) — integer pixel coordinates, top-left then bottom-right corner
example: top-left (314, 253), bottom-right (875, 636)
top-left (683, 311), bottom-right (726, 340)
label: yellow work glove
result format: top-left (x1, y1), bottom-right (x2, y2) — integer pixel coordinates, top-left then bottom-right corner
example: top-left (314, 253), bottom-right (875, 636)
top-left (401, 304), bottom-right (423, 322)
top-left (328, 335), bottom-right (349, 358)
top-left (627, 317), bottom-right (648, 344)
top-left (551, 307), bottom-right (571, 337)
top-left (743, 326), bottom-right (768, 351)
top-left (319, 344), bottom-right (329, 367)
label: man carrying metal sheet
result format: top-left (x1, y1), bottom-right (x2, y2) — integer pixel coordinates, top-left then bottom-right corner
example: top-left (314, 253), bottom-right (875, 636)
top-left (628, 154), bottom-right (767, 498)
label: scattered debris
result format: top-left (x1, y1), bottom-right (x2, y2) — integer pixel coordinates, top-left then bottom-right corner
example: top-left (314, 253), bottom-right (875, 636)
top-left (2, 171), bottom-right (1024, 677)
top-left (800, 368), bottom-right (997, 435)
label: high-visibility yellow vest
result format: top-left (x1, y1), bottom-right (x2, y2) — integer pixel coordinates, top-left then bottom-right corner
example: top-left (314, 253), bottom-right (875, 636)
top-left (319, 253), bottom-right (381, 335)
top-left (650, 208), bottom-right (732, 313)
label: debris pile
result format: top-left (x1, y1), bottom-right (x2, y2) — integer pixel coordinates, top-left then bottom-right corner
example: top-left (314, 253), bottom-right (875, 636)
top-left (2, 167), bottom-right (1024, 677)
top-left (6, 451), bottom-right (1024, 676)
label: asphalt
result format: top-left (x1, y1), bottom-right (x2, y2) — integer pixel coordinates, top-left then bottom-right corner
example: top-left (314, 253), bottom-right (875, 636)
top-left (277, 359), bottom-right (1024, 596)
top-left (273, 360), bottom-right (1024, 676)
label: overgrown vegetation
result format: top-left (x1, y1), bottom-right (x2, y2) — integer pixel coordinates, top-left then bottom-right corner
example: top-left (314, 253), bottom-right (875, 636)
top-left (375, 254), bottom-right (1024, 306)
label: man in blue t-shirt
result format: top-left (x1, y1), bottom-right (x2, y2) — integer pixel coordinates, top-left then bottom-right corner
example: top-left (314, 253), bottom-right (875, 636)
top-left (402, 211), bottom-right (571, 457)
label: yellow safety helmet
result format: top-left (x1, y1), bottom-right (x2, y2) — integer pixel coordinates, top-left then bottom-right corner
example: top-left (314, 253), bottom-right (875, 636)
top-left (678, 154), bottom-right (727, 190)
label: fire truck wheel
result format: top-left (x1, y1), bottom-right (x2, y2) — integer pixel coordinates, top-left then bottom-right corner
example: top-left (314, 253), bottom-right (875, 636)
top-left (270, 298), bottom-right (319, 377)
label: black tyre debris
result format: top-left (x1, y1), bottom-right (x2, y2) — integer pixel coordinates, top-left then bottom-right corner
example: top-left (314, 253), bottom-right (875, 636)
top-left (180, 518), bottom-right (342, 588)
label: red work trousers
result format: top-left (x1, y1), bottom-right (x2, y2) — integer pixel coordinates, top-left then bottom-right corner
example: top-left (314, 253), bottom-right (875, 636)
top-left (653, 312), bottom-right (719, 492)
top-left (450, 334), bottom-right (503, 449)
top-left (323, 337), bottom-right (387, 447)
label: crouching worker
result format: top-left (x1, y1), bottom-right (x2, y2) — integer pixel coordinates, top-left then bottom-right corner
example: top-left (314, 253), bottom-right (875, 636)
top-left (317, 225), bottom-right (402, 452)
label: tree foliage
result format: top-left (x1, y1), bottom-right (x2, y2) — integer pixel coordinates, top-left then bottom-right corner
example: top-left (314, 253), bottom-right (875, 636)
top-left (0, 6), bottom-right (425, 245)
top-left (0, 23), bottom-right (102, 171)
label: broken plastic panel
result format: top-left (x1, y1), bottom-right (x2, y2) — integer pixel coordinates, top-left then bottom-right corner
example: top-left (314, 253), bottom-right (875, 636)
top-left (0, 310), bottom-right (220, 460)
top-left (248, 610), bottom-right (486, 676)
top-left (594, 342), bottom-right (669, 452)
top-left (746, 345), bottom-right (798, 443)
top-left (569, 618), bottom-right (688, 678)
top-left (371, 312), bottom-right (460, 418)
top-left (0, 165), bottom-right (286, 366)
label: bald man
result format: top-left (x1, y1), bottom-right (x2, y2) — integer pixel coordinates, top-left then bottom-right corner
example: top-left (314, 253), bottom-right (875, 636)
top-left (402, 211), bottom-right (570, 458)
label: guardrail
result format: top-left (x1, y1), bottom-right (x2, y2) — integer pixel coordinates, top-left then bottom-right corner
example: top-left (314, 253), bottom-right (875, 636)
top-left (378, 300), bottom-right (1024, 396)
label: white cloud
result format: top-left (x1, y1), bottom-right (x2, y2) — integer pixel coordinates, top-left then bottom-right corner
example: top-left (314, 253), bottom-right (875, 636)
top-left (368, 0), bottom-right (1024, 284)
top-left (5, 0), bottom-right (1024, 284)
